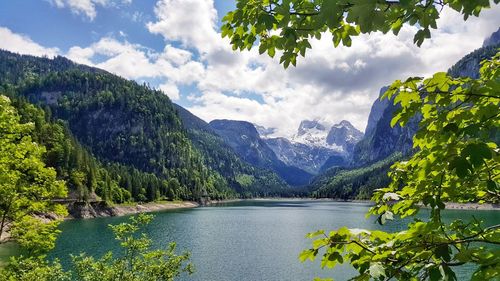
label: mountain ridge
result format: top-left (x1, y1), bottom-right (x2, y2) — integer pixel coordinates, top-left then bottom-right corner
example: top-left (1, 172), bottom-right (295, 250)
top-left (209, 119), bottom-right (314, 186)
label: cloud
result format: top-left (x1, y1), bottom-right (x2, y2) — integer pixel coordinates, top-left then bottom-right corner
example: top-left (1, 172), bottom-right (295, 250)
top-left (143, 0), bottom-right (499, 136)
top-left (0, 27), bottom-right (59, 57)
top-left (147, 0), bottom-right (221, 54)
top-left (72, 0), bottom-right (498, 136)
top-left (158, 82), bottom-right (180, 100)
top-left (47, 0), bottom-right (132, 20)
top-left (5, 0), bottom-right (498, 138)
top-left (67, 37), bottom-right (159, 79)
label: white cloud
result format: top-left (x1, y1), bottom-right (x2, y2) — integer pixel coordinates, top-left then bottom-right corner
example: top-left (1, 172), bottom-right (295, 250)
top-left (5, 0), bottom-right (498, 138)
top-left (146, 0), bottom-right (221, 54)
top-left (67, 37), bottom-right (160, 79)
top-left (47, 0), bottom-right (131, 20)
top-left (144, 0), bottom-right (499, 136)
top-left (0, 27), bottom-right (59, 57)
top-left (159, 82), bottom-right (180, 100)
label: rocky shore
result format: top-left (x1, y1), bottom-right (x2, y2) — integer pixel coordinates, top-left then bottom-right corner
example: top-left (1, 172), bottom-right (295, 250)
top-left (443, 202), bottom-right (499, 210)
top-left (67, 201), bottom-right (200, 219)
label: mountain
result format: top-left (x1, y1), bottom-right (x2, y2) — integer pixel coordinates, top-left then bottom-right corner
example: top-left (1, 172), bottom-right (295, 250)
top-left (264, 120), bottom-right (362, 174)
top-left (351, 89), bottom-right (418, 166)
top-left (264, 137), bottom-right (343, 174)
top-left (254, 124), bottom-right (277, 138)
top-left (364, 87), bottom-right (389, 136)
top-left (448, 33), bottom-right (500, 79)
top-left (352, 29), bottom-right (500, 167)
top-left (309, 29), bottom-right (500, 199)
top-left (291, 120), bottom-right (332, 148)
top-left (291, 119), bottom-right (363, 153)
top-left (308, 154), bottom-right (401, 200)
top-left (209, 119), bottom-right (313, 186)
top-left (0, 49), bottom-right (259, 202)
top-left (326, 120), bottom-right (364, 153)
top-left (174, 105), bottom-right (291, 197)
top-left (483, 27), bottom-right (500, 48)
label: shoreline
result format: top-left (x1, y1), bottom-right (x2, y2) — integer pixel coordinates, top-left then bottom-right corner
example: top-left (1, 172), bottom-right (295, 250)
top-left (2, 199), bottom-right (497, 242)
top-left (65, 198), bottom-right (246, 219)
top-left (221, 198), bottom-right (500, 211)
top-left (441, 202), bottom-right (499, 211)
top-left (66, 200), bottom-right (201, 219)
top-left (110, 201), bottom-right (200, 217)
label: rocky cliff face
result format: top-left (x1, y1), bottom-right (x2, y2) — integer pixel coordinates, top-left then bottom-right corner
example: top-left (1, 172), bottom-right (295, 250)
top-left (352, 28), bottom-right (500, 167)
top-left (483, 27), bottom-right (500, 48)
top-left (448, 31), bottom-right (500, 79)
top-left (364, 87), bottom-right (390, 136)
top-left (351, 86), bottom-right (418, 166)
top-left (210, 120), bottom-right (274, 167)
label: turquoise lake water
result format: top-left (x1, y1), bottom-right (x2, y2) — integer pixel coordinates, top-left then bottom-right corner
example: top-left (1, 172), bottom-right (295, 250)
top-left (2, 200), bottom-right (499, 280)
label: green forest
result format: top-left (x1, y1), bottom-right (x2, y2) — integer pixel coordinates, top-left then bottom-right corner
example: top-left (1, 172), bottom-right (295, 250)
top-left (0, 0), bottom-right (499, 280)
top-left (0, 50), bottom-right (296, 205)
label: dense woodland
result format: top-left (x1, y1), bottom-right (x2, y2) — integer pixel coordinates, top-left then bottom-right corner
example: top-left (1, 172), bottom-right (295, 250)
top-left (309, 154), bottom-right (401, 200)
top-left (0, 37), bottom-right (497, 206)
top-left (0, 50), bottom-right (299, 204)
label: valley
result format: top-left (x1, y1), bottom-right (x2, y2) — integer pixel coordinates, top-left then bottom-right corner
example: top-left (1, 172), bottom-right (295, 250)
top-left (0, 27), bottom-right (498, 210)
top-left (0, 2), bottom-right (499, 279)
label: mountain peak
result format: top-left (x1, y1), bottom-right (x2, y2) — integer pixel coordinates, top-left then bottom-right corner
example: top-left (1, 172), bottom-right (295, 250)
top-left (326, 121), bottom-right (364, 153)
top-left (334, 120), bottom-right (355, 128)
top-left (292, 120), bottom-right (332, 148)
top-left (483, 27), bottom-right (500, 47)
top-left (254, 124), bottom-right (277, 139)
top-left (297, 120), bottom-right (326, 136)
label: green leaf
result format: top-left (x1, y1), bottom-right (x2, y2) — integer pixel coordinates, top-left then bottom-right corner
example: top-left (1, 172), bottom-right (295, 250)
top-left (299, 249), bottom-right (318, 262)
top-left (369, 263), bottom-right (385, 278)
top-left (462, 143), bottom-right (492, 167)
top-left (486, 180), bottom-right (498, 192)
top-left (449, 156), bottom-right (472, 178)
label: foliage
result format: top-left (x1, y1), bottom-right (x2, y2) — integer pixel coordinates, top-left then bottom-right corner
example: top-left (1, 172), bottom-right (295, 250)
top-left (71, 214), bottom-right (193, 281)
top-left (0, 214), bottom-right (193, 281)
top-left (222, 0), bottom-right (497, 67)
top-left (5, 94), bottom-right (209, 204)
top-left (0, 50), bottom-right (240, 202)
top-left (0, 95), bottom-right (67, 253)
top-left (186, 129), bottom-right (291, 197)
top-left (309, 153), bottom-right (401, 200)
top-left (0, 256), bottom-right (70, 281)
top-left (300, 52), bottom-right (500, 280)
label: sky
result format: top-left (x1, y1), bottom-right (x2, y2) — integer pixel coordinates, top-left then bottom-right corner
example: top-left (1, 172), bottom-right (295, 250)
top-left (0, 0), bottom-right (499, 137)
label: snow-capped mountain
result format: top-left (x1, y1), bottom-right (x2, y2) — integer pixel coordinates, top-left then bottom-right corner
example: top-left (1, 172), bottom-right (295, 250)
top-left (263, 120), bottom-right (363, 174)
top-left (326, 120), bottom-right (364, 153)
top-left (291, 120), bottom-right (338, 149)
top-left (254, 124), bottom-right (277, 139)
top-left (209, 119), bottom-right (313, 186)
top-left (265, 137), bottom-right (342, 174)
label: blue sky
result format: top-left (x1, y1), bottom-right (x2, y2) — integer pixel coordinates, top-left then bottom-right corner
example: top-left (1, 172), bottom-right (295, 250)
top-left (0, 0), bottom-right (499, 136)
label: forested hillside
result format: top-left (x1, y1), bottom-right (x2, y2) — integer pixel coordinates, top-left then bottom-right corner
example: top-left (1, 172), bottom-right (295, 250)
top-left (209, 119), bottom-right (313, 186)
top-left (0, 50), bottom-right (247, 202)
top-left (175, 105), bottom-right (292, 197)
top-left (308, 154), bottom-right (401, 200)
top-left (4, 95), bottom-right (185, 203)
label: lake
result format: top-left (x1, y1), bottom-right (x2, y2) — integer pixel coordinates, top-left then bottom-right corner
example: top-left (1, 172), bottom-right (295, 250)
top-left (5, 200), bottom-right (500, 280)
